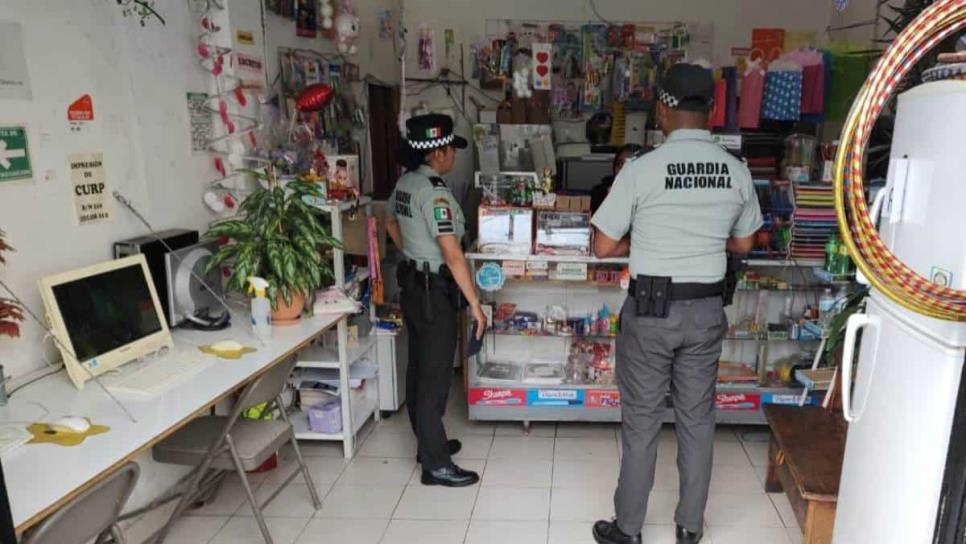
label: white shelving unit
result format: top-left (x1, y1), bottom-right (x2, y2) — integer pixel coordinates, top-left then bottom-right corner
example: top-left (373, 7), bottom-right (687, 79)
top-left (293, 196), bottom-right (380, 458)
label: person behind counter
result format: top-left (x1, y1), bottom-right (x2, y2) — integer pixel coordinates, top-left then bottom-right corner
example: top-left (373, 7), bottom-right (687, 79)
top-left (590, 143), bottom-right (647, 213)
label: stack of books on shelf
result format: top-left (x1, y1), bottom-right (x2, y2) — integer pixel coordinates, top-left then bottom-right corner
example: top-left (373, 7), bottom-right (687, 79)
top-left (790, 185), bottom-right (836, 261)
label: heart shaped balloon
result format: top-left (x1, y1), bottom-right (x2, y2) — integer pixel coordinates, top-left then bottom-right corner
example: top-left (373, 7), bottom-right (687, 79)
top-left (296, 83), bottom-right (335, 112)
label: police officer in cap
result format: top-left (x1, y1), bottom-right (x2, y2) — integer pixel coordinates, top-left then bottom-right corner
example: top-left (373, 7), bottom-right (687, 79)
top-left (386, 113), bottom-right (488, 487)
top-left (590, 64), bottom-right (763, 544)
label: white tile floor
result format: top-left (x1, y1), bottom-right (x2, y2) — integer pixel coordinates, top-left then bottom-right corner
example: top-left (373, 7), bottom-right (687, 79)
top-left (124, 394), bottom-right (800, 544)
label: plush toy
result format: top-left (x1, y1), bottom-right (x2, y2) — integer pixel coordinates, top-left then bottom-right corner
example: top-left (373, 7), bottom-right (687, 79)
top-left (513, 67), bottom-right (533, 98)
top-left (335, 2), bottom-right (360, 55)
top-left (320, 0), bottom-right (335, 29)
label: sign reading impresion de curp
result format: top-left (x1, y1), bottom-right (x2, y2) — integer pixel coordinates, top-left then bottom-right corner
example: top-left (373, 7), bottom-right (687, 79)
top-left (69, 151), bottom-right (112, 225)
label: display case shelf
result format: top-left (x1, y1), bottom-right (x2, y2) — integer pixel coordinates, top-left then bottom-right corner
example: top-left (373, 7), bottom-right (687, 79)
top-left (724, 334), bottom-right (823, 343)
top-left (488, 330), bottom-right (618, 340)
top-left (466, 253), bottom-right (630, 265)
top-left (466, 249), bottom-right (839, 428)
top-left (467, 383), bottom-right (821, 425)
top-left (743, 258), bottom-right (825, 268)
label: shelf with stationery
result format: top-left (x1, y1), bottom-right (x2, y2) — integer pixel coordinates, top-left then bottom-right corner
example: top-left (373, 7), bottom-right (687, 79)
top-left (465, 252), bottom-right (828, 426)
top-left (292, 196), bottom-right (381, 458)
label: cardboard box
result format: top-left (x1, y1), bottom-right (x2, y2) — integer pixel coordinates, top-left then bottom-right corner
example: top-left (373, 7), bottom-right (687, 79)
top-left (554, 195), bottom-right (590, 211)
top-left (496, 103), bottom-right (513, 124)
top-left (340, 202), bottom-right (389, 259)
top-left (527, 91), bottom-right (550, 124)
top-left (511, 98), bottom-right (528, 124)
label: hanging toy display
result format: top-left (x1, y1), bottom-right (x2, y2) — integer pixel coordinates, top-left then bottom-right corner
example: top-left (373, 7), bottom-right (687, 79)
top-left (320, 0), bottom-right (335, 29)
top-left (418, 25), bottom-right (435, 72)
top-left (513, 67), bottom-right (533, 98)
top-left (334, 1), bottom-right (360, 55)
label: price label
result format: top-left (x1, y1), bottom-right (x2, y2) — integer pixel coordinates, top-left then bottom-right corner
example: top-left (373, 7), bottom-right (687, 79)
top-left (551, 262), bottom-right (588, 281)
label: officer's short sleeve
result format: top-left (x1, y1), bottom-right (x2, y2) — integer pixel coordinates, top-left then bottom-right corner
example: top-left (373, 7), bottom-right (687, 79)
top-left (591, 168), bottom-right (635, 240)
top-left (731, 167), bottom-right (764, 238)
top-left (422, 187), bottom-right (459, 238)
top-left (387, 186), bottom-right (398, 219)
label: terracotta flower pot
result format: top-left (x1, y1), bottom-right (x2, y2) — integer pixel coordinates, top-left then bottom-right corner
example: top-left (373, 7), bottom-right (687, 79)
top-left (271, 291), bottom-right (305, 326)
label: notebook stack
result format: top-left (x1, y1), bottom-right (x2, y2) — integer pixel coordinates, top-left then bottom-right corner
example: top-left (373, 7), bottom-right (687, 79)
top-left (790, 185), bottom-right (837, 260)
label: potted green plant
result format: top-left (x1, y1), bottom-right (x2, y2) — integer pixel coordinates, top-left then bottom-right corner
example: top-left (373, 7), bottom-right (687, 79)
top-left (824, 286), bottom-right (870, 365)
top-left (0, 229), bottom-right (24, 339)
top-left (205, 169), bottom-right (341, 324)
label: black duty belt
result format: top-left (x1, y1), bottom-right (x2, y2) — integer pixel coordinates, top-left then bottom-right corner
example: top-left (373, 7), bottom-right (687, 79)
top-left (405, 260), bottom-right (445, 285)
top-left (627, 278), bottom-right (724, 301)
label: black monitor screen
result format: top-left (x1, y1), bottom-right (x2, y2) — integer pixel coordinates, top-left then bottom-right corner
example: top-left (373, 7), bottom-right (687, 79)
top-left (52, 263), bottom-right (163, 362)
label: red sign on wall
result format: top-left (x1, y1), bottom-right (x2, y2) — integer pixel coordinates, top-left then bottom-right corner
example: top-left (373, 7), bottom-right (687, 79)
top-left (68, 94), bottom-right (94, 121)
top-left (586, 390), bottom-right (621, 409)
top-left (715, 392), bottom-right (761, 411)
top-left (468, 388), bottom-right (526, 407)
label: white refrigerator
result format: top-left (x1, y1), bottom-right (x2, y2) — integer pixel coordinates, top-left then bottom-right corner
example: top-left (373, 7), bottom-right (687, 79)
top-left (833, 81), bottom-right (966, 543)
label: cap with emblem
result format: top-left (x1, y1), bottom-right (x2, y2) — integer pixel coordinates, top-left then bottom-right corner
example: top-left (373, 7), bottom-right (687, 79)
top-left (406, 113), bottom-right (469, 151)
top-left (658, 63), bottom-right (715, 112)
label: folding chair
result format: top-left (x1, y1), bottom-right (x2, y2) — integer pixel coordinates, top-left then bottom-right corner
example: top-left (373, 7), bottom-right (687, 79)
top-left (21, 462), bottom-right (139, 544)
top-left (151, 357), bottom-right (320, 544)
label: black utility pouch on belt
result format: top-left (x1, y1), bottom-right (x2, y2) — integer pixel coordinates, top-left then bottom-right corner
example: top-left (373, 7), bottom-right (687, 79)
top-left (438, 264), bottom-right (465, 310)
top-left (635, 275), bottom-right (672, 318)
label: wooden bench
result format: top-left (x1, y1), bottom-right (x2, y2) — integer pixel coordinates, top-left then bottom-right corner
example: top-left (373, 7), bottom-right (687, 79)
top-left (764, 405), bottom-right (847, 544)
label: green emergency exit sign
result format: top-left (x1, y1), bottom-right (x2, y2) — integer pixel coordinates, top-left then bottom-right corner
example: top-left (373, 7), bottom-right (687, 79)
top-left (0, 126), bottom-right (32, 182)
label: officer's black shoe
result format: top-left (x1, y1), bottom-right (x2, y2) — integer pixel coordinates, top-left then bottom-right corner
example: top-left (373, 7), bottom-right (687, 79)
top-left (675, 524), bottom-right (703, 544)
top-left (416, 439), bottom-right (462, 463)
top-left (420, 465), bottom-right (479, 487)
top-left (592, 520), bottom-right (642, 544)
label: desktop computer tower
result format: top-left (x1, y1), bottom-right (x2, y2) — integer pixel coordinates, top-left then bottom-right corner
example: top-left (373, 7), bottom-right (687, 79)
top-left (114, 229), bottom-right (199, 327)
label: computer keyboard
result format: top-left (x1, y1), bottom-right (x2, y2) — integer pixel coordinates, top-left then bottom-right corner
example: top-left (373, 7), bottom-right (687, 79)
top-left (108, 359), bottom-right (207, 396)
top-left (0, 426), bottom-right (31, 457)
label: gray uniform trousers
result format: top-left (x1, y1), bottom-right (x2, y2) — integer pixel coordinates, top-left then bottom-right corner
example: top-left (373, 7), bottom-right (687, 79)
top-left (614, 295), bottom-right (727, 535)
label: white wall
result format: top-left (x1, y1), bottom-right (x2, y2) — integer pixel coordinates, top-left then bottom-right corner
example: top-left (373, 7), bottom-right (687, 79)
top-left (0, 0), bottom-right (219, 383)
top-left (828, 0), bottom-right (881, 45)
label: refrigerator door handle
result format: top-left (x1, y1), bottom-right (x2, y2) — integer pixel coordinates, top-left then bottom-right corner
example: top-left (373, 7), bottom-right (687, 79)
top-left (841, 313), bottom-right (878, 423)
top-left (855, 188), bottom-right (890, 287)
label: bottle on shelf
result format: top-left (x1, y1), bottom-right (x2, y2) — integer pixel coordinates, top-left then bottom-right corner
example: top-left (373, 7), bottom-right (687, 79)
top-left (818, 288), bottom-right (836, 331)
top-left (248, 277), bottom-right (272, 342)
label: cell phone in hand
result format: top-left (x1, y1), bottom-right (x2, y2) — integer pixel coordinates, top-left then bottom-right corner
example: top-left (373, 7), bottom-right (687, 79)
top-left (467, 322), bottom-right (484, 357)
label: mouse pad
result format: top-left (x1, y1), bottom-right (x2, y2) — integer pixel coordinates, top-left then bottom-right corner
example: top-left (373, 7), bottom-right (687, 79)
top-left (199, 345), bottom-right (257, 359)
top-left (27, 420), bottom-right (109, 446)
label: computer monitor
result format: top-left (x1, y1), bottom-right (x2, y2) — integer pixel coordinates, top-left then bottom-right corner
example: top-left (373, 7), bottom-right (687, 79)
top-left (559, 156), bottom-right (614, 193)
top-left (38, 254), bottom-right (173, 390)
top-left (0, 457), bottom-right (13, 544)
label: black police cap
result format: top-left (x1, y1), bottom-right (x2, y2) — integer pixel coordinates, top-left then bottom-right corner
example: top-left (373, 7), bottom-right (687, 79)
top-left (405, 113), bottom-right (468, 151)
top-left (658, 63), bottom-right (715, 112)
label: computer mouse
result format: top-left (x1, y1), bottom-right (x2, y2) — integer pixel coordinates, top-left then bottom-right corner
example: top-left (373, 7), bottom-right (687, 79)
top-left (49, 416), bottom-right (91, 434)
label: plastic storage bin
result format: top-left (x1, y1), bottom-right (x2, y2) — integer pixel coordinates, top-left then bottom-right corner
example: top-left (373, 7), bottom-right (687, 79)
top-left (307, 398), bottom-right (342, 434)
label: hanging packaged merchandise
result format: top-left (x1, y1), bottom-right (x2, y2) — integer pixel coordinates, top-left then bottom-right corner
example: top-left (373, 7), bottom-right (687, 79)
top-left (739, 62), bottom-right (765, 129)
top-left (762, 69), bottom-right (803, 121)
top-left (800, 63), bottom-right (825, 115)
top-left (710, 75), bottom-right (727, 128)
top-left (295, 0), bottom-right (317, 38)
top-left (532, 43), bottom-right (553, 90)
top-left (418, 25), bottom-right (435, 72)
top-left (722, 67), bottom-right (739, 130)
